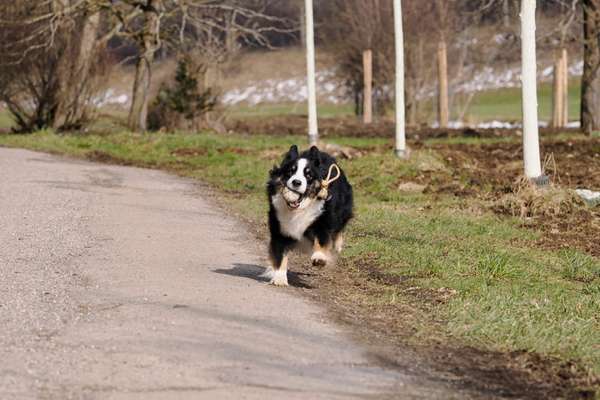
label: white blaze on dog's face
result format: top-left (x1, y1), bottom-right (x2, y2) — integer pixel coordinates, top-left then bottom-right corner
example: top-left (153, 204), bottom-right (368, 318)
top-left (286, 158), bottom-right (309, 194)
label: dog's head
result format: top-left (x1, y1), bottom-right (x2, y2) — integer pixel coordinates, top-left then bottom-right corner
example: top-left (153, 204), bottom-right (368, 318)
top-left (273, 145), bottom-right (323, 208)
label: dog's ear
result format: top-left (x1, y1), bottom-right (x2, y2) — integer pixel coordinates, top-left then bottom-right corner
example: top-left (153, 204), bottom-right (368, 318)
top-left (281, 145), bottom-right (299, 165)
top-left (289, 145), bottom-right (299, 158)
top-left (309, 145), bottom-right (321, 167)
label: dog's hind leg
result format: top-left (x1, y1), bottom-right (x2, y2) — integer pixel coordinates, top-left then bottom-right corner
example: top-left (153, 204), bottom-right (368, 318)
top-left (311, 236), bottom-right (333, 267)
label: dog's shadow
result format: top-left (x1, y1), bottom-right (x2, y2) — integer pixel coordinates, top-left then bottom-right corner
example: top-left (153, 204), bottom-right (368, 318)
top-left (213, 263), bottom-right (314, 289)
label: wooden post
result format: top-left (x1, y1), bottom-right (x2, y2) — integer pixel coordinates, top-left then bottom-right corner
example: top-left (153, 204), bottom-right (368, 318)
top-left (561, 48), bottom-right (569, 126)
top-left (304, 0), bottom-right (318, 145)
top-left (437, 41), bottom-right (449, 128)
top-left (363, 49), bottom-right (373, 124)
top-left (552, 55), bottom-right (564, 128)
top-left (520, 0), bottom-right (544, 181)
top-left (393, 0), bottom-right (407, 158)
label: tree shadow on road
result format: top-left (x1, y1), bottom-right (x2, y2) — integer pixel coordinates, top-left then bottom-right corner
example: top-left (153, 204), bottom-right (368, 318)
top-left (213, 263), bottom-right (314, 289)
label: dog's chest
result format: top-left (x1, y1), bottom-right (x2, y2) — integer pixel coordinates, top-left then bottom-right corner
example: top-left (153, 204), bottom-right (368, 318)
top-left (272, 194), bottom-right (324, 240)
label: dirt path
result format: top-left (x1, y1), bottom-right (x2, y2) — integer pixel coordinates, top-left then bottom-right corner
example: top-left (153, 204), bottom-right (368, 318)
top-left (0, 148), bottom-right (467, 400)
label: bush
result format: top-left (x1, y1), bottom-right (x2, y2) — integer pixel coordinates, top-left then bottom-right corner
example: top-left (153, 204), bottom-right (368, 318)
top-left (0, 7), bottom-right (108, 133)
top-left (147, 57), bottom-right (219, 131)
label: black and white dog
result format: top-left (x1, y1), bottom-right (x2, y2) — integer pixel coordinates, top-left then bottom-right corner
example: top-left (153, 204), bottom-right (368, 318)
top-left (266, 145), bottom-right (353, 286)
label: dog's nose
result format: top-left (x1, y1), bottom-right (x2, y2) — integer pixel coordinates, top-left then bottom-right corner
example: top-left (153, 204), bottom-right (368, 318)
top-left (292, 179), bottom-right (302, 187)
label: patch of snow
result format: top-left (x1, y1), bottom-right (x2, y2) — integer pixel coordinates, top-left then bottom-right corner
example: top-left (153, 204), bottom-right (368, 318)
top-left (221, 70), bottom-right (344, 106)
top-left (575, 189), bottom-right (600, 206)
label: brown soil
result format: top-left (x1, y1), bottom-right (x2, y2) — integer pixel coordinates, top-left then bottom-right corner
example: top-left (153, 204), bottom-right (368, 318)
top-left (431, 139), bottom-right (600, 257)
top-left (225, 114), bottom-right (581, 139)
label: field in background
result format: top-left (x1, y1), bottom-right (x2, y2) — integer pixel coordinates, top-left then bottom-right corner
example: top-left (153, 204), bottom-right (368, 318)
top-left (0, 85), bottom-right (581, 133)
top-left (0, 130), bottom-right (597, 398)
top-left (0, 44), bottom-right (584, 130)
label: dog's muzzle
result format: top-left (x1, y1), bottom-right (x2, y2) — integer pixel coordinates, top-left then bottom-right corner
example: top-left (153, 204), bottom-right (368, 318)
top-left (282, 186), bottom-right (303, 210)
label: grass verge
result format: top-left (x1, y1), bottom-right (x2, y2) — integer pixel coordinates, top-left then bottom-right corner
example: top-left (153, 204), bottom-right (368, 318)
top-left (1, 130), bottom-right (598, 397)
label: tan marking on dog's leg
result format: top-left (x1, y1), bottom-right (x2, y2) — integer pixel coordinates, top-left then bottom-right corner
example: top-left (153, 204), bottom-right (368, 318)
top-left (311, 238), bottom-right (332, 267)
top-left (270, 254), bottom-right (289, 286)
top-left (333, 233), bottom-right (344, 253)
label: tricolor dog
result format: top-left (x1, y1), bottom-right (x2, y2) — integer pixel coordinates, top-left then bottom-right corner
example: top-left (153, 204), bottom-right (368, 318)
top-left (265, 145), bottom-right (353, 286)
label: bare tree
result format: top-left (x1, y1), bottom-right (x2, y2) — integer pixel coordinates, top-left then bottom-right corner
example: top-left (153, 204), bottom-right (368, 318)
top-left (0, 1), bottom-right (108, 131)
top-left (1, 0), bottom-right (291, 132)
top-left (319, 0), bottom-right (396, 116)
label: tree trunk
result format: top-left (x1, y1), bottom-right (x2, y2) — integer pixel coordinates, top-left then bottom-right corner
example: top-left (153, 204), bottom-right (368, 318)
top-left (437, 40), bottom-right (449, 128)
top-left (393, 0), bottom-right (406, 157)
top-left (503, 0), bottom-right (511, 28)
top-left (362, 49), bottom-right (373, 124)
top-left (128, 0), bottom-right (162, 132)
top-left (54, 10), bottom-right (101, 128)
top-left (581, 0), bottom-right (600, 135)
top-left (304, 0), bottom-right (318, 145)
top-left (520, 0), bottom-right (543, 180)
top-left (299, 1), bottom-right (306, 48)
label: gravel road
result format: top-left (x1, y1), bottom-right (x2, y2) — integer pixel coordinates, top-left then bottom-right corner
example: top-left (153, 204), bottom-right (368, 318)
top-left (0, 148), bottom-right (462, 400)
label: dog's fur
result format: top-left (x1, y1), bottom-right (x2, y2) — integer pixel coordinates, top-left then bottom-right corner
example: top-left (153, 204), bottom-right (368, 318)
top-left (266, 145), bottom-right (353, 286)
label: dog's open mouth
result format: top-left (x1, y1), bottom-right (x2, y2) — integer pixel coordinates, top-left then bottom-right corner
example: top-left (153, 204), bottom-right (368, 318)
top-left (282, 187), bottom-right (304, 210)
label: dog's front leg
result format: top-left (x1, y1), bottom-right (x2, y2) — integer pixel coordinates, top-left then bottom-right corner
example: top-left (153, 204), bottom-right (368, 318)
top-left (268, 240), bottom-right (290, 286)
top-left (311, 236), bottom-right (333, 267)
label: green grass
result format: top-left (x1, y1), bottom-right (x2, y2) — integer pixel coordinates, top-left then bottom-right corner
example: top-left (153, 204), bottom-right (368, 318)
top-left (462, 80), bottom-right (581, 123)
top-left (225, 79), bottom-right (583, 123)
top-left (0, 130), bottom-right (598, 381)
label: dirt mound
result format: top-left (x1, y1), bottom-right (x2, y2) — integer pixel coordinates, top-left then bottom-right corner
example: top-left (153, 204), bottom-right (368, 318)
top-left (433, 139), bottom-right (600, 257)
top-left (225, 115), bottom-right (582, 139)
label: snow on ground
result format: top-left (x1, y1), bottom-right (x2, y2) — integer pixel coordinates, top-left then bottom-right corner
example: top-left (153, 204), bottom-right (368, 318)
top-left (95, 89), bottom-right (130, 107)
top-left (219, 59), bottom-right (583, 106)
top-left (221, 70), bottom-right (344, 106)
top-left (92, 58), bottom-right (585, 128)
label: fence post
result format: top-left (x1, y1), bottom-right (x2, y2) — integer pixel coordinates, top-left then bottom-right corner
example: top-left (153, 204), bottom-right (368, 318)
top-left (552, 54), bottom-right (564, 128)
top-left (363, 49), bottom-right (373, 124)
top-left (561, 48), bottom-right (569, 126)
top-left (437, 40), bottom-right (449, 128)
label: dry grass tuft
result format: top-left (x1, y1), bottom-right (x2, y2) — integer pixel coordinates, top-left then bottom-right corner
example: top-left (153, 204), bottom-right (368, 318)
top-left (494, 177), bottom-right (585, 219)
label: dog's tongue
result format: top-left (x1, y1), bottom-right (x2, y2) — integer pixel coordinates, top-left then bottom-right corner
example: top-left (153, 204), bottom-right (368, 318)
top-left (287, 198), bottom-right (301, 209)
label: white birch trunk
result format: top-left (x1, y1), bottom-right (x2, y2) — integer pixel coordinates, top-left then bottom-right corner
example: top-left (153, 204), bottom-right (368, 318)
top-left (520, 0), bottom-right (543, 179)
top-left (304, 0), bottom-right (318, 145)
top-left (394, 0), bottom-right (407, 158)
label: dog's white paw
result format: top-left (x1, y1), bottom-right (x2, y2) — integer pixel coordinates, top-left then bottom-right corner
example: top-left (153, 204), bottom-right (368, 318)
top-left (269, 269), bottom-right (289, 286)
top-left (334, 236), bottom-right (344, 253)
top-left (311, 251), bottom-right (329, 267)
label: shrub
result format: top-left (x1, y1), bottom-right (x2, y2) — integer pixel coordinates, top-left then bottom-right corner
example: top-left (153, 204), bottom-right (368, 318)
top-left (147, 57), bottom-right (219, 131)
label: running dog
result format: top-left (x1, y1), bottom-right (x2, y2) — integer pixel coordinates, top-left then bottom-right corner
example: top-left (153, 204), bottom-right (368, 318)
top-left (265, 145), bottom-right (353, 286)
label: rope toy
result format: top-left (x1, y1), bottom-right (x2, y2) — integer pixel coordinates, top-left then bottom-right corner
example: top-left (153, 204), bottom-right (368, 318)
top-left (316, 164), bottom-right (341, 200)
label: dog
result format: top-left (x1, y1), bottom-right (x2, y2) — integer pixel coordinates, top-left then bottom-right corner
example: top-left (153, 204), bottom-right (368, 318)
top-left (265, 145), bottom-right (353, 286)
